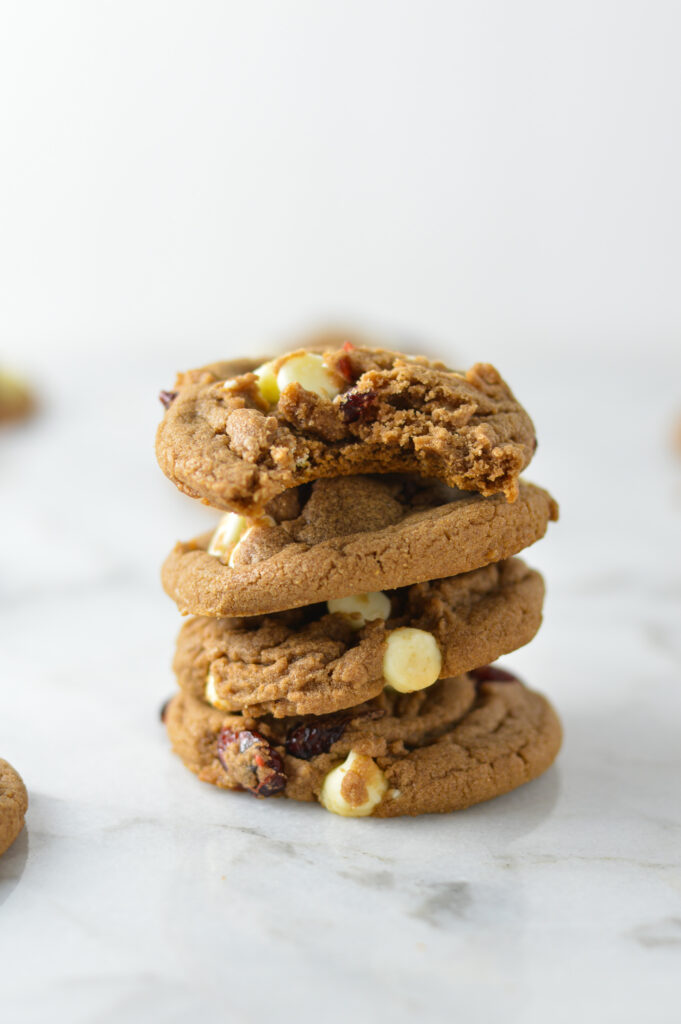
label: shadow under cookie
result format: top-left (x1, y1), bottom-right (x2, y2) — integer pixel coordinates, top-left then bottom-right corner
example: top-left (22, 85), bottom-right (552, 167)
top-left (173, 557), bottom-right (545, 718)
top-left (165, 673), bottom-right (562, 818)
top-left (163, 476), bottom-right (558, 618)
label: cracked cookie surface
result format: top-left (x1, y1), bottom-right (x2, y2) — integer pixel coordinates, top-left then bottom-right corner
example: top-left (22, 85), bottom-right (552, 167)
top-left (165, 673), bottom-right (562, 816)
top-left (173, 558), bottom-right (545, 717)
top-left (163, 475), bottom-right (557, 617)
top-left (0, 759), bottom-right (28, 856)
top-left (155, 346), bottom-right (536, 515)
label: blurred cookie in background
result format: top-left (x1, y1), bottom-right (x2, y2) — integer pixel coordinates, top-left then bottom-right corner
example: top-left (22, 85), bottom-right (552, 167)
top-left (0, 368), bottom-right (35, 424)
top-left (0, 759), bottom-right (28, 856)
top-left (286, 323), bottom-right (450, 363)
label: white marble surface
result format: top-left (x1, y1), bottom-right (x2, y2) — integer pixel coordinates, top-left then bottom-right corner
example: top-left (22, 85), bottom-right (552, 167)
top-left (2, 342), bottom-right (681, 1024)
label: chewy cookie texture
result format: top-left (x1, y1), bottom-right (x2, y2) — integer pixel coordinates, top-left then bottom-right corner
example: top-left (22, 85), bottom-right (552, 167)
top-left (173, 558), bottom-right (545, 718)
top-left (156, 335), bottom-right (561, 817)
top-left (164, 672), bottom-right (562, 818)
top-left (162, 476), bottom-right (558, 617)
top-left (156, 345), bottom-right (537, 514)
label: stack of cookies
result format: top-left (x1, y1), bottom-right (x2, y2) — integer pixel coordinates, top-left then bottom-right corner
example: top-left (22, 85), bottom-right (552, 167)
top-left (156, 342), bottom-right (561, 817)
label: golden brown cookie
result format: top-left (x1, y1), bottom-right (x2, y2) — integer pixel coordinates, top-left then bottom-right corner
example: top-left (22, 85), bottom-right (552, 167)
top-left (674, 414), bottom-right (681, 453)
top-left (0, 371), bottom-right (34, 424)
top-left (164, 670), bottom-right (562, 817)
top-left (0, 759), bottom-right (28, 855)
top-left (173, 558), bottom-right (544, 718)
top-left (155, 345), bottom-right (536, 515)
top-left (162, 476), bottom-right (557, 618)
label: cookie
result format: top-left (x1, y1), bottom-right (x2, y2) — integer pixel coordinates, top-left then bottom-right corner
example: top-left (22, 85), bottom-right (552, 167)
top-left (0, 370), bottom-right (34, 424)
top-left (674, 414), bottom-right (681, 454)
top-left (0, 759), bottom-right (28, 856)
top-left (173, 558), bottom-right (544, 718)
top-left (155, 345), bottom-right (536, 515)
top-left (163, 476), bottom-right (557, 618)
top-left (164, 670), bottom-right (562, 817)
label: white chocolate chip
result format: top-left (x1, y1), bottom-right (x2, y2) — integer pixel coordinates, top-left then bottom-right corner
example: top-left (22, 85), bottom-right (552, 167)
top-left (327, 591), bottom-right (391, 630)
top-left (276, 353), bottom-right (341, 401)
top-left (207, 513), bottom-right (248, 563)
top-left (319, 750), bottom-right (388, 817)
top-left (227, 524), bottom-right (258, 567)
top-left (205, 669), bottom-right (231, 711)
top-left (253, 360), bottom-right (280, 405)
top-left (382, 627), bottom-right (442, 693)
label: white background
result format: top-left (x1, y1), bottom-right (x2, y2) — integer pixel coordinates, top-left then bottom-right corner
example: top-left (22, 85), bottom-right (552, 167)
top-left (1, 0), bottom-right (680, 363)
top-left (1, 4), bottom-right (680, 1024)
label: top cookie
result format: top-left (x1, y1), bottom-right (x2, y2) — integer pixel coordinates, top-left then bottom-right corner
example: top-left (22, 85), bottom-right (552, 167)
top-left (156, 345), bottom-right (536, 515)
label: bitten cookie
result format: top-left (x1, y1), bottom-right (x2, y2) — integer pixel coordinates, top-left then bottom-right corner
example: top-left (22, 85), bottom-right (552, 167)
top-left (162, 476), bottom-right (558, 617)
top-left (164, 670), bottom-right (562, 817)
top-left (173, 558), bottom-right (544, 717)
top-left (0, 759), bottom-right (28, 856)
top-left (155, 345), bottom-right (536, 514)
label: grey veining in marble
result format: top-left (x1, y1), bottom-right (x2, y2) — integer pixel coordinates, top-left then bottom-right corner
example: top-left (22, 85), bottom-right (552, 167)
top-left (1, 347), bottom-right (680, 1024)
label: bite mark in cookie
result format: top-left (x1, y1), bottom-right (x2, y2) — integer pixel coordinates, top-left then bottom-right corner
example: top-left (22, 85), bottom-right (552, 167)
top-left (155, 346), bottom-right (537, 514)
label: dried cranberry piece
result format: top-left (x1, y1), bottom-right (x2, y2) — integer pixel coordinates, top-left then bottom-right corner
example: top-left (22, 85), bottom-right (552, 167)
top-left (159, 697), bottom-right (172, 723)
top-left (335, 342), bottom-right (360, 384)
top-left (286, 717), bottom-right (350, 760)
top-left (339, 388), bottom-right (377, 423)
top-left (336, 355), bottom-right (355, 383)
top-left (217, 727), bottom-right (286, 797)
top-left (470, 665), bottom-right (521, 687)
top-left (285, 708), bottom-right (384, 760)
top-left (159, 389), bottom-right (178, 409)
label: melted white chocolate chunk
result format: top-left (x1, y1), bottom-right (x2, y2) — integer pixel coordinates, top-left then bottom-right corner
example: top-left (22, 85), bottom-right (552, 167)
top-left (207, 513), bottom-right (248, 563)
top-left (276, 353), bottom-right (341, 401)
top-left (227, 524), bottom-right (258, 567)
top-left (326, 591), bottom-right (391, 630)
top-left (253, 360), bottom-right (280, 405)
top-left (205, 669), bottom-right (231, 711)
top-left (319, 750), bottom-right (388, 817)
top-left (382, 627), bottom-right (442, 693)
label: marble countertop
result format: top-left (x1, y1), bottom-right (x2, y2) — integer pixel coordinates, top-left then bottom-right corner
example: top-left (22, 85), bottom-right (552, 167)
top-left (2, 344), bottom-right (680, 1024)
